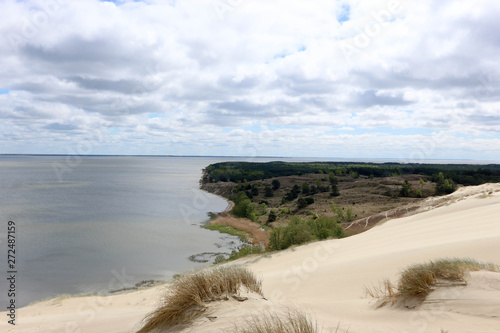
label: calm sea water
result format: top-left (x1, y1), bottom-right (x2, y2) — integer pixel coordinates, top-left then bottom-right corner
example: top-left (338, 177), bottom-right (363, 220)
top-left (0, 156), bottom-right (269, 307)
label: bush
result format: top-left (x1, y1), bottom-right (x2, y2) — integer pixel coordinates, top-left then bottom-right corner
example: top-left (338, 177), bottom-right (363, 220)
top-left (268, 216), bottom-right (344, 251)
top-left (434, 172), bottom-right (456, 195)
top-left (228, 244), bottom-right (264, 261)
top-left (307, 217), bottom-right (344, 240)
top-left (330, 184), bottom-right (340, 197)
top-left (264, 185), bottom-right (274, 197)
top-left (213, 254), bottom-right (226, 265)
top-left (399, 180), bottom-right (412, 197)
top-left (281, 219), bottom-right (314, 249)
top-left (267, 210), bottom-right (277, 223)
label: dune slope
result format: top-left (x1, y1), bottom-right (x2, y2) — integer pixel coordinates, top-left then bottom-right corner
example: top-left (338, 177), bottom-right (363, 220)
top-left (2, 184), bottom-right (499, 333)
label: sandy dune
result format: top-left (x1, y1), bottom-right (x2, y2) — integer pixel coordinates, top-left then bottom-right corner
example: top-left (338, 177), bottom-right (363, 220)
top-left (2, 183), bottom-right (499, 333)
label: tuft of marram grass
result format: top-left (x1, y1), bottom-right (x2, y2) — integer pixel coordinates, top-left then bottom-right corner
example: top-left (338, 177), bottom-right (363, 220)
top-left (367, 258), bottom-right (499, 307)
top-left (229, 308), bottom-right (319, 333)
top-left (137, 266), bottom-right (262, 333)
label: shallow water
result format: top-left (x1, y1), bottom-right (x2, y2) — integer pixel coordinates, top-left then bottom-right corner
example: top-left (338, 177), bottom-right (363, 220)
top-left (0, 156), bottom-right (249, 307)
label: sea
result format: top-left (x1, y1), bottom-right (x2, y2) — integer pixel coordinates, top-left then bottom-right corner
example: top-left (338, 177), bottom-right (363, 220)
top-left (0, 155), bottom-right (266, 307)
top-left (0, 155), bottom-right (498, 307)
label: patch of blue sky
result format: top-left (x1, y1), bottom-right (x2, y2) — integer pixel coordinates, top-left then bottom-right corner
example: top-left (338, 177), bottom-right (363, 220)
top-left (148, 113), bottom-right (163, 119)
top-left (242, 124), bottom-right (264, 133)
top-left (274, 46), bottom-right (307, 59)
top-left (337, 3), bottom-right (350, 23)
top-left (107, 128), bottom-right (120, 135)
top-left (0, 89), bottom-right (9, 95)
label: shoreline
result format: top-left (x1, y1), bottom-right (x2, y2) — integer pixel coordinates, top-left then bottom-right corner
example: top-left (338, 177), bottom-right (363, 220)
top-left (201, 188), bottom-right (271, 247)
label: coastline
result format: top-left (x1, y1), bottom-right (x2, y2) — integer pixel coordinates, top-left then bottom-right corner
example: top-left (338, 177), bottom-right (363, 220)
top-left (201, 187), bottom-right (271, 247)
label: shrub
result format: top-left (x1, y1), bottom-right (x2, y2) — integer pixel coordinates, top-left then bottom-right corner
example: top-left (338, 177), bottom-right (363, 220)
top-left (399, 180), bottom-right (412, 197)
top-left (264, 185), bottom-right (274, 197)
top-left (330, 184), bottom-right (340, 196)
top-left (213, 254), bottom-right (226, 265)
top-left (307, 217), bottom-right (344, 240)
top-left (228, 244), bottom-right (264, 261)
top-left (267, 210), bottom-right (277, 223)
top-left (137, 266), bottom-right (262, 332)
top-left (268, 216), bottom-right (344, 250)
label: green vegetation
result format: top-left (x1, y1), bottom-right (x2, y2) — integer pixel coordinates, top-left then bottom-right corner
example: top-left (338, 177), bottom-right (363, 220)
top-left (137, 266), bottom-right (262, 332)
top-left (267, 210), bottom-right (277, 223)
top-left (227, 244), bottom-right (264, 262)
top-left (203, 224), bottom-right (248, 242)
top-left (434, 172), bottom-right (456, 195)
top-left (399, 180), bottom-right (412, 197)
top-left (366, 258), bottom-right (500, 308)
top-left (202, 161), bottom-right (500, 187)
top-left (269, 216), bottom-right (344, 251)
top-left (200, 161), bottom-right (499, 264)
top-left (231, 191), bottom-right (266, 221)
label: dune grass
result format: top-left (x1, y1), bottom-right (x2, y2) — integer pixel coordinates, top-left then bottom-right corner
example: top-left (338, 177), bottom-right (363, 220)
top-left (366, 258), bottom-right (500, 308)
top-left (137, 266), bottom-right (262, 332)
top-left (229, 308), bottom-right (319, 333)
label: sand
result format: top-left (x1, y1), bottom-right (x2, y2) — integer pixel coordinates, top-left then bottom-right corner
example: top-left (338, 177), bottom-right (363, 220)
top-left (2, 183), bottom-right (499, 333)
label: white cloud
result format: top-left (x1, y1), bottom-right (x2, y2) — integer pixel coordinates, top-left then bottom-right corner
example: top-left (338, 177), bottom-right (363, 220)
top-left (0, 0), bottom-right (499, 160)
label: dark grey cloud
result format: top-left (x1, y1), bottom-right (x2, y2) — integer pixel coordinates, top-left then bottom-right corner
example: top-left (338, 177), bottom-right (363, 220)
top-left (66, 76), bottom-right (146, 94)
top-left (351, 90), bottom-right (415, 107)
top-left (468, 115), bottom-right (500, 126)
top-left (214, 100), bottom-right (267, 113)
top-left (43, 123), bottom-right (79, 131)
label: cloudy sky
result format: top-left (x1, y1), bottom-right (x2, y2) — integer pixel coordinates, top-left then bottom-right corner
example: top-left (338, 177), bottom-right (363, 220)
top-left (1, 0), bottom-right (499, 160)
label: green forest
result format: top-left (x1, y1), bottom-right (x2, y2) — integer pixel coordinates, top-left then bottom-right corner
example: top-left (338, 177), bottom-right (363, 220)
top-left (202, 161), bottom-right (500, 186)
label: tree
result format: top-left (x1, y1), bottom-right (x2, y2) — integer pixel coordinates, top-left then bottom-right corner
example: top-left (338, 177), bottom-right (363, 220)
top-left (297, 197), bottom-right (314, 209)
top-left (272, 179), bottom-right (281, 190)
top-left (267, 210), bottom-right (277, 223)
top-left (399, 180), bottom-right (412, 197)
top-left (328, 172), bottom-right (338, 185)
top-left (310, 185), bottom-right (318, 194)
top-left (251, 184), bottom-right (259, 197)
top-left (346, 206), bottom-right (354, 221)
top-left (264, 185), bottom-right (274, 197)
top-left (435, 172), bottom-right (456, 195)
top-left (330, 183), bottom-right (340, 197)
top-left (301, 182), bottom-right (310, 194)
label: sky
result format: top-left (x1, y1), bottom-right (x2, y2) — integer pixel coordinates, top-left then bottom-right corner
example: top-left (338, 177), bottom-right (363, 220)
top-left (1, 0), bottom-right (499, 161)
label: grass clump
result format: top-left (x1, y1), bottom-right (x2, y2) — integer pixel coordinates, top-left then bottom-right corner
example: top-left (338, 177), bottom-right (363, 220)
top-left (137, 266), bottom-right (262, 332)
top-left (229, 308), bottom-right (319, 333)
top-left (367, 258), bottom-right (499, 308)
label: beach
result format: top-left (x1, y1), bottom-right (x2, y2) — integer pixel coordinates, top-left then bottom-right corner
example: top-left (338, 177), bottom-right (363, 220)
top-left (2, 183), bottom-right (499, 332)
